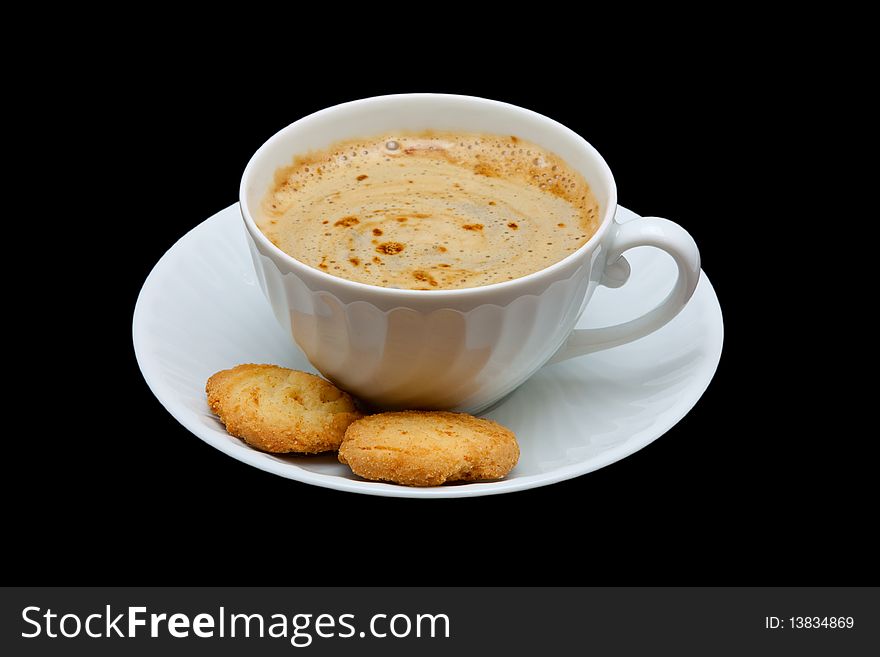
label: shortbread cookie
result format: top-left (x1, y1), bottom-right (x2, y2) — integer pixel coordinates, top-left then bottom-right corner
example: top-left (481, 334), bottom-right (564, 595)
top-left (206, 364), bottom-right (361, 453)
top-left (338, 411), bottom-right (519, 486)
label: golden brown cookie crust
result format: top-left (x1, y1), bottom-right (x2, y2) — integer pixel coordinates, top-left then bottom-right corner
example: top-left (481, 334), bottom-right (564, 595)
top-left (338, 411), bottom-right (519, 486)
top-left (206, 364), bottom-right (362, 453)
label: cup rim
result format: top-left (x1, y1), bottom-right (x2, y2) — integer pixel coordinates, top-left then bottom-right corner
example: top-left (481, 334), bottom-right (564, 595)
top-left (239, 93), bottom-right (618, 298)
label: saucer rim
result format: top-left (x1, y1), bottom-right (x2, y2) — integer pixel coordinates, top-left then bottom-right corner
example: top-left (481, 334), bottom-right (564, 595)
top-left (133, 203), bottom-right (723, 499)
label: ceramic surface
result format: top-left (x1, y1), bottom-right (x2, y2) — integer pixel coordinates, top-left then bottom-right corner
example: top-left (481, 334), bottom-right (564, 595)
top-left (133, 204), bottom-right (722, 498)
top-left (240, 94), bottom-right (701, 412)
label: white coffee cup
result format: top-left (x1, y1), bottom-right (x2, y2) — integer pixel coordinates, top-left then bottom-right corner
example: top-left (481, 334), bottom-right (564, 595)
top-left (240, 94), bottom-right (700, 413)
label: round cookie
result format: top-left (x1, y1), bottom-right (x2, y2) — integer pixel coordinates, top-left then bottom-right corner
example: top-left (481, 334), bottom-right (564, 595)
top-left (206, 364), bottom-right (362, 453)
top-left (338, 411), bottom-right (519, 486)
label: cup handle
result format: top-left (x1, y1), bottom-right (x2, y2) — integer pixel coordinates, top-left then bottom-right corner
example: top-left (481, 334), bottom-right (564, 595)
top-left (548, 213), bottom-right (701, 363)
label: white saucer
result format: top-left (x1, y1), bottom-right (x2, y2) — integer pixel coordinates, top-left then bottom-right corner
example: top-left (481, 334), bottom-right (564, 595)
top-left (133, 204), bottom-right (723, 498)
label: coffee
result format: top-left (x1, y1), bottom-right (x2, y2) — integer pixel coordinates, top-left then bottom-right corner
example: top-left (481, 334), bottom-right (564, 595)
top-left (258, 131), bottom-right (599, 290)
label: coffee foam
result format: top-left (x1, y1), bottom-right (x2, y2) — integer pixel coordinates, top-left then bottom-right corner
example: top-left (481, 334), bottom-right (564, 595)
top-left (258, 131), bottom-right (600, 290)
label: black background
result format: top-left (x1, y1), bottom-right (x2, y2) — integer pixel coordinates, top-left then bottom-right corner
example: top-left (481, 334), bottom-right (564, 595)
top-left (14, 41), bottom-right (868, 585)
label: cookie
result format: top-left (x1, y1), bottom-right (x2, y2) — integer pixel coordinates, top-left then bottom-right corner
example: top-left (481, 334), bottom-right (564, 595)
top-left (338, 411), bottom-right (519, 486)
top-left (206, 364), bottom-right (362, 453)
